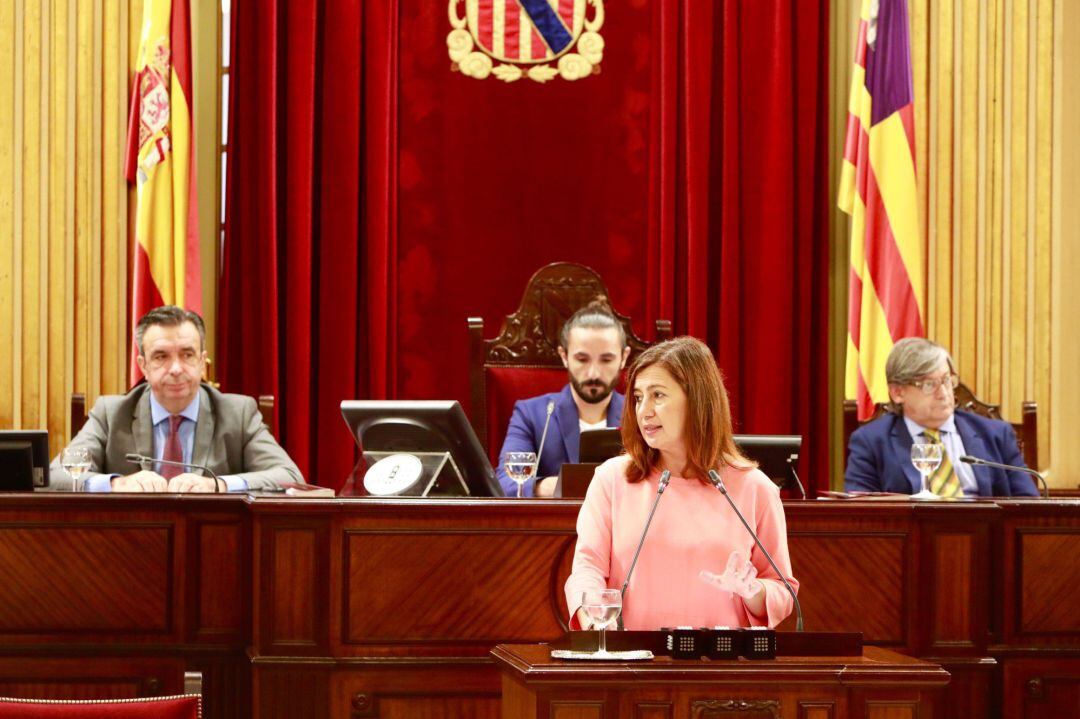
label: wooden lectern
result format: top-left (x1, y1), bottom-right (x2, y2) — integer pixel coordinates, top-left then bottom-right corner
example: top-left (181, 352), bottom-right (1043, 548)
top-left (492, 642), bottom-right (949, 719)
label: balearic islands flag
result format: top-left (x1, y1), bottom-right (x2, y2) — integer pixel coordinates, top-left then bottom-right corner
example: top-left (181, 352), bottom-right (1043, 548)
top-left (125, 0), bottom-right (201, 383)
top-left (838, 0), bottom-right (924, 419)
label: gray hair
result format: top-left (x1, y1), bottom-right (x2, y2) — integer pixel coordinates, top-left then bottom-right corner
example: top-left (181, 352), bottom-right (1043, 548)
top-left (134, 305), bottom-right (206, 356)
top-left (885, 337), bottom-right (955, 386)
top-left (559, 299), bottom-right (627, 350)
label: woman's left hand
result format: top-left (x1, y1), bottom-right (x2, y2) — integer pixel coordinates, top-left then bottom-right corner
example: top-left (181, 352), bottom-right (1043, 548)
top-left (700, 551), bottom-right (762, 600)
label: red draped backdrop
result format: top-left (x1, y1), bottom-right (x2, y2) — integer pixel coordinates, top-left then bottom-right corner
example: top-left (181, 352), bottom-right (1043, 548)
top-left (220, 0), bottom-right (831, 493)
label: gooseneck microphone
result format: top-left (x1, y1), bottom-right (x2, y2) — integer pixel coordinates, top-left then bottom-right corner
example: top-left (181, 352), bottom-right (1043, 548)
top-left (531, 400), bottom-right (557, 489)
top-left (617, 469), bottom-right (671, 629)
top-left (786, 455), bottom-right (807, 499)
top-left (959, 455), bottom-right (1048, 498)
top-left (707, 469), bottom-right (803, 631)
top-left (125, 453), bottom-right (222, 493)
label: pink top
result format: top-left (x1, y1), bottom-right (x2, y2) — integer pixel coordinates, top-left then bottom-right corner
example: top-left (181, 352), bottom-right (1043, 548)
top-left (564, 455), bottom-right (798, 630)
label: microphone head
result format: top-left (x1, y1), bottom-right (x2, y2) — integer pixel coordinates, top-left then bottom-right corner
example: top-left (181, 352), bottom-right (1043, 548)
top-left (124, 453), bottom-right (144, 463)
top-left (707, 469), bottom-right (727, 492)
top-left (959, 455), bottom-right (978, 465)
top-left (546, 399), bottom-right (555, 414)
top-left (658, 469), bottom-right (671, 487)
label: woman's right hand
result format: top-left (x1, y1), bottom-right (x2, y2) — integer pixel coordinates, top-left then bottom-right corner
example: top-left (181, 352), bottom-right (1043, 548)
top-left (575, 607), bottom-right (594, 630)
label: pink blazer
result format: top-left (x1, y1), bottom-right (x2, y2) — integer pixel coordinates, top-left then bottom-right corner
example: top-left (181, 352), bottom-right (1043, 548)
top-left (565, 455), bottom-right (798, 630)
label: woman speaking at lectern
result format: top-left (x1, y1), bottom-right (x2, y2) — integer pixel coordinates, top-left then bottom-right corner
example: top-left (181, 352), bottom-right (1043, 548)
top-left (564, 337), bottom-right (798, 630)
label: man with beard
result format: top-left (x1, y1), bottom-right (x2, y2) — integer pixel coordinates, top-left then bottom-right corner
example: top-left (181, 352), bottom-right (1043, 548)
top-left (496, 303), bottom-right (631, 497)
top-left (845, 337), bottom-right (1037, 497)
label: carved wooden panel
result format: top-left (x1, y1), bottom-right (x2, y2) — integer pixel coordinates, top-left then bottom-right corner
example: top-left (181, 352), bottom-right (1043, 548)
top-left (261, 523), bottom-right (330, 654)
top-left (797, 702), bottom-right (835, 719)
top-left (864, 703), bottom-right (917, 719)
top-left (550, 700), bottom-right (606, 719)
top-left (1018, 529), bottom-right (1080, 634)
top-left (255, 666), bottom-right (329, 718)
top-left (0, 524), bottom-right (171, 634)
top-left (690, 699), bottom-right (780, 718)
top-left (191, 519), bottom-right (244, 640)
top-left (930, 532), bottom-right (976, 648)
top-left (0, 657), bottom-right (185, 700)
top-left (780, 533), bottom-right (907, 644)
top-left (361, 696), bottom-right (501, 719)
top-left (634, 702), bottom-right (674, 719)
top-left (1002, 657), bottom-right (1080, 718)
top-left (343, 531), bottom-right (574, 645)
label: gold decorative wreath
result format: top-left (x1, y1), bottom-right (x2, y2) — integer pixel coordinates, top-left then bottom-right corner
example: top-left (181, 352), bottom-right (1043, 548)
top-left (447, 0), bottom-right (605, 83)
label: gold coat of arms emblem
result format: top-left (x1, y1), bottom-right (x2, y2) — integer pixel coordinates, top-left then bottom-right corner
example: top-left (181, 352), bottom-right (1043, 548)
top-left (447, 0), bottom-right (605, 82)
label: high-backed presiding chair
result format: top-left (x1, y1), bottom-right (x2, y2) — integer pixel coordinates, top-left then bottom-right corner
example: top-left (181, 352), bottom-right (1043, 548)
top-left (468, 262), bottom-right (671, 463)
top-left (842, 382), bottom-right (1038, 469)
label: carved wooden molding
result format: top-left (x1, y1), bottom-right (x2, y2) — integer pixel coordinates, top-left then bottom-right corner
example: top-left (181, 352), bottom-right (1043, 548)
top-left (351, 691), bottom-right (377, 718)
top-left (691, 699), bottom-right (781, 718)
top-left (483, 262), bottom-right (658, 365)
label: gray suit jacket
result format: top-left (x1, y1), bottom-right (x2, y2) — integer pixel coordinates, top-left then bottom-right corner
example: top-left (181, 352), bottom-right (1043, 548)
top-left (48, 384), bottom-right (304, 491)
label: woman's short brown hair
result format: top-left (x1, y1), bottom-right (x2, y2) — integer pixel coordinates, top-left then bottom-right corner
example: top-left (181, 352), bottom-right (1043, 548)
top-left (621, 336), bottom-right (752, 484)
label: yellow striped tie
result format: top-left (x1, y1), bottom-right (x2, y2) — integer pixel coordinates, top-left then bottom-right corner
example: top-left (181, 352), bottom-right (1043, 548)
top-left (924, 429), bottom-right (962, 497)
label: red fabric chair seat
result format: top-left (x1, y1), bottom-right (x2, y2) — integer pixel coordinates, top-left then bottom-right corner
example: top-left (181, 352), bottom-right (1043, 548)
top-left (0, 695), bottom-right (201, 718)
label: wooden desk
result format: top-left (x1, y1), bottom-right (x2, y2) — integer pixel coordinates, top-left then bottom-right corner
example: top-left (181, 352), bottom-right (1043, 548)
top-left (492, 643), bottom-right (949, 719)
top-left (0, 495), bottom-right (1076, 718)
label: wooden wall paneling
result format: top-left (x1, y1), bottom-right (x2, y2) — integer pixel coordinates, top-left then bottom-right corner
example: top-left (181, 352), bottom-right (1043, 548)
top-left (184, 654), bottom-right (251, 719)
top-left (331, 659), bottom-right (501, 719)
top-left (923, 657), bottom-right (995, 719)
top-left (1001, 657), bottom-right (1080, 718)
top-left (779, 504), bottom-right (914, 649)
top-left (0, 656), bottom-right (186, 699)
top-left (253, 664), bottom-right (330, 719)
top-left (1000, 503), bottom-right (1080, 647)
top-left (342, 529), bottom-right (574, 650)
top-left (917, 504), bottom-right (995, 654)
top-left (185, 509), bottom-right (250, 644)
top-left (0, 516), bottom-right (175, 641)
top-left (255, 516), bottom-right (331, 656)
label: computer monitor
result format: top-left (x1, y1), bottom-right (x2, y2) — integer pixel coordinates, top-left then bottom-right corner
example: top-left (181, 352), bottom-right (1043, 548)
top-left (733, 434), bottom-right (803, 496)
top-left (579, 427), bottom-right (623, 464)
top-left (339, 400), bottom-right (499, 497)
top-left (0, 430), bottom-right (50, 491)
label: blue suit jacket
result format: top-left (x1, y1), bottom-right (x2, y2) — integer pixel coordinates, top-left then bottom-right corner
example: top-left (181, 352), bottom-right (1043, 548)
top-left (844, 409), bottom-right (1038, 497)
top-left (496, 384), bottom-right (625, 497)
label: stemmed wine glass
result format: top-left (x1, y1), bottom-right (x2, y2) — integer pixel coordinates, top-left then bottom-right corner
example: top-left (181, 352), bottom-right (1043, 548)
top-left (61, 447), bottom-right (92, 492)
top-left (910, 438), bottom-right (943, 500)
top-left (581, 588), bottom-right (622, 655)
top-left (504, 451), bottom-right (537, 498)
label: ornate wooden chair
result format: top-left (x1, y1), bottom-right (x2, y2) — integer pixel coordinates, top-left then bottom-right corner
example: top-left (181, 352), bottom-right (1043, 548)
top-left (842, 382), bottom-right (1038, 468)
top-left (468, 262), bottom-right (672, 462)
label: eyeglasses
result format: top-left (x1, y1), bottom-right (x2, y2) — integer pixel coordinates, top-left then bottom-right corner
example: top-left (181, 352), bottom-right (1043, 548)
top-left (909, 373), bottom-right (959, 396)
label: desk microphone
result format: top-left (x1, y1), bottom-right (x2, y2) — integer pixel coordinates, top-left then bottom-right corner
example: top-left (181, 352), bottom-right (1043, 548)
top-left (531, 400), bottom-right (556, 489)
top-left (959, 455), bottom-right (1048, 498)
top-left (125, 453), bottom-right (222, 493)
top-left (707, 469), bottom-right (803, 631)
top-left (617, 469), bottom-right (671, 629)
top-left (786, 455), bottom-right (807, 499)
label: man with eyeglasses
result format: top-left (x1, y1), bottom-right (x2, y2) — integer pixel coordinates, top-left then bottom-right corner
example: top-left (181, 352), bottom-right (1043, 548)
top-left (49, 306), bottom-right (304, 492)
top-left (845, 337), bottom-right (1037, 497)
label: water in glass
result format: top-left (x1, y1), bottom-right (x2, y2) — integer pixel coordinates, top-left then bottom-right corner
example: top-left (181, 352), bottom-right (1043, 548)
top-left (504, 451), bottom-right (537, 498)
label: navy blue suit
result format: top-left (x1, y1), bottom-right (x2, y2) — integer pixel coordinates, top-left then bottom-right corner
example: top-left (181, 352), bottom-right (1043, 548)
top-left (845, 409), bottom-right (1038, 497)
top-left (496, 384), bottom-right (624, 497)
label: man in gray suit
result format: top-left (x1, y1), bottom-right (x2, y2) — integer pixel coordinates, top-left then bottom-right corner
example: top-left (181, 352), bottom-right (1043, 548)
top-left (50, 305), bottom-right (304, 492)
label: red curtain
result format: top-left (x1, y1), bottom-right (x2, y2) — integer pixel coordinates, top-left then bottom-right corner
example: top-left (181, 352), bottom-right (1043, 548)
top-left (220, 0), bottom-right (831, 493)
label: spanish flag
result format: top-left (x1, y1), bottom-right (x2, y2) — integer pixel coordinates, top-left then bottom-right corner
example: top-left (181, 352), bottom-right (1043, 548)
top-left (838, 0), bottom-right (924, 419)
top-left (125, 0), bottom-right (200, 383)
